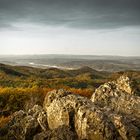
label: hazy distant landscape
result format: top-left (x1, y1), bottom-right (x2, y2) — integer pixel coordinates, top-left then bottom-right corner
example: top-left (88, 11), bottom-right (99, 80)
top-left (0, 55), bottom-right (140, 72)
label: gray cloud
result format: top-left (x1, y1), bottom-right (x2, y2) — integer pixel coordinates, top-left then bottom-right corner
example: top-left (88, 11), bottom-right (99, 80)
top-left (0, 0), bottom-right (140, 29)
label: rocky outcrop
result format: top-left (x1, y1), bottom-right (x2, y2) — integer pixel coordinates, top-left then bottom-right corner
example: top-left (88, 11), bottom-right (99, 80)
top-left (5, 105), bottom-right (47, 140)
top-left (1, 75), bottom-right (140, 140)
top-left (106, 112), bottom-right (140, 140)
top-left (91, 75), bottom-right (140, 117)
top-left (1, 104), bottom-right (77, 140)
top-left (75, 105), bottom-right (118, 140)
top-left (91, 75), bottom-right (140, 139)
top-left (116, 75), bottom-right (134, 94)
top-left (44, 89), bottom-right (117, 140)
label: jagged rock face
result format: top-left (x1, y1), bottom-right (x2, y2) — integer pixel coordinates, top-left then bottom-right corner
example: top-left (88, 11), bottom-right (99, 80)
top-left (91, 75), bottom-right (140, 139)
top-left (44, 90), bottom-right (92, 130)
top-left (4, 105), bottom-right (48, 140)
top-left (44, 89), bottom-right (118, 140)
top-left (91, 75), bottom-right (140, 118)
top-left (75, 105), bottom-right (118, 140)
top-left (107, 112), bottom-right (140, 140)
top-left (116, 75), bottom-right (134, 94)
top-left (1, 104), bottom-right (77, 140)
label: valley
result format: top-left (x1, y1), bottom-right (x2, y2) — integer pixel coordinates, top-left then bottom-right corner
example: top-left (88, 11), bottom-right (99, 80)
top-left (0, 55), bottom-right (140, 72)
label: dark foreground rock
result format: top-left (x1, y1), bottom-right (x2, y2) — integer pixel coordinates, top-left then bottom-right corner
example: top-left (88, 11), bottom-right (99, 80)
top-left (0, 75), bottom-right (140, 140)
top-left (33, 125), bottom-right (78, 140)
top-left (1, 105), bottom-right (47, 140)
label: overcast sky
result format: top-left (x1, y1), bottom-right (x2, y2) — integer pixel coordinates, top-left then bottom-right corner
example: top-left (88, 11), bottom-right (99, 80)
top-left (0, 0), bottom-right (140, 56)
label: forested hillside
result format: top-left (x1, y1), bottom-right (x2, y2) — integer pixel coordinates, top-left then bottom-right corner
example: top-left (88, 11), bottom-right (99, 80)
top-left (0, 63), bottom-right (140, 130)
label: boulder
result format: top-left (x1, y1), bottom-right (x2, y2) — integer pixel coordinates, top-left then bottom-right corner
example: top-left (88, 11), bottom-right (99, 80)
top-left (44, 89), bottom-right (70, 109)
top-left (75, 105), bottom-right (118, 140)
top-left (7, 112), bottom-right (40, 140)
top-left (44, 89), bottom-right (92, 130)
top-left (91, 75), bottom-right (140, 118)
top-left (44, 89), bottom-right (118, 140)
top-left (91, 75), bottom-right (140, 140)
top-left (6, 105), bottom-right (48, 140)
top-left (116, 75), bottom-right (134, 94)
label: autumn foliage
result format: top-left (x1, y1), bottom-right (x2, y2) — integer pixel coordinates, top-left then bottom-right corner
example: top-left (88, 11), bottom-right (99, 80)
top-left (0, 64), bottom-right (140, 129)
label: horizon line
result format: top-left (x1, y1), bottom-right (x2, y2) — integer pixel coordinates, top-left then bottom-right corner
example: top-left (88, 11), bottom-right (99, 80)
top-left (0, 54), bottom-right (140, 57)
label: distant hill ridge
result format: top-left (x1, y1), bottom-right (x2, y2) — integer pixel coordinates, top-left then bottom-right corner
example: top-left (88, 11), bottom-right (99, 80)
top-left (0, 63), bottom-right (140, 90)
top-left (0, 63), bottom-right (108, 79)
